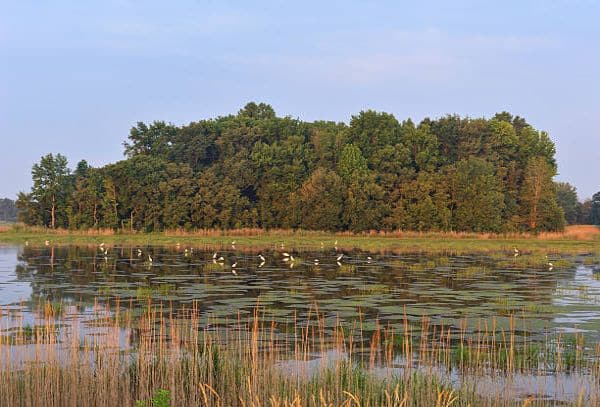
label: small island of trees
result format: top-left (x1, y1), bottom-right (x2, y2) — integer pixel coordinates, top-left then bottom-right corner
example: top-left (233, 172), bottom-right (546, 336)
top-left (15, 103), bottom-right (600, 232)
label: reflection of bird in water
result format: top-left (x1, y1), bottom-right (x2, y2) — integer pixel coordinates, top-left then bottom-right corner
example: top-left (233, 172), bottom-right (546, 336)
top-left (314, 258), bottom-right (319, 265)
top-left (137, 248), bottom-right (142, 257)
top-left (547, 262), bottom-right (553, 271)
top-left (337, 253), bottom-right (344, 261)
top-left (367, 256), bottom-right (372, 263)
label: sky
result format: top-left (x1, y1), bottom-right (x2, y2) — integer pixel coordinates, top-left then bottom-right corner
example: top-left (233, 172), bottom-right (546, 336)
top-left (1, 0), bottom-right (599, 200)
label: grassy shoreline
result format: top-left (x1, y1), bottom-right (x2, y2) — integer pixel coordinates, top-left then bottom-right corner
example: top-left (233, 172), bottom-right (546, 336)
top-left (1, 225), bottom-right (599, 254)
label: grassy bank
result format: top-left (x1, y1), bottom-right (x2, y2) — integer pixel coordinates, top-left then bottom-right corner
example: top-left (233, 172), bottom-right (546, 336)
top-left (0, 300), bottom-right (597, 406)
top-left (0, 225), bottom-right (599, 254)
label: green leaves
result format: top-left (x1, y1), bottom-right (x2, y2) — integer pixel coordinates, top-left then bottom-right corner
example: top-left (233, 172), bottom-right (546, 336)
top-left (17, 103), bottom-right (569, 232)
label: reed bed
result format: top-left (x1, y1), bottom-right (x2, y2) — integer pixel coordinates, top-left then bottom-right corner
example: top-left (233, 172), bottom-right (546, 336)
top-left (0, 300), bottom-right (598, 406)
top-left (6, 224), bottom-right (600, 241)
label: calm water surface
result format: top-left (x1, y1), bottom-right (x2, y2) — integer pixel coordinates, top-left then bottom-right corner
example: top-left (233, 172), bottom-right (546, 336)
top-left (1, 244), bottom-right (599, 340)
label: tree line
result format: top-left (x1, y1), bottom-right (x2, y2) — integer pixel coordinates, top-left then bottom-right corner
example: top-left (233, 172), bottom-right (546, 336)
top-left (0, 198), bottom-right (18, 222)
top-left (15, 102), bottom-right (600, 232)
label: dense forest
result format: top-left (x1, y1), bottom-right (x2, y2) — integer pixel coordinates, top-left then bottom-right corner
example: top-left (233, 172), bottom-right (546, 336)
top-left (0, 198), bottom-right (17, 222)
top-left (15, 103), bottom-right (600, 232)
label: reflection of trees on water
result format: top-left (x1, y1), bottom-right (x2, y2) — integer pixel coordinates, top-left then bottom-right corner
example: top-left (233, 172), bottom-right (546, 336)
top-left (13, 247), bottom-right (574, 324)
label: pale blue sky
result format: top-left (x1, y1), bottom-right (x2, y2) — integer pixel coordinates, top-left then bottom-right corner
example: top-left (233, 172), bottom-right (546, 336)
top-left (1, 1), bottom-right (599, 199)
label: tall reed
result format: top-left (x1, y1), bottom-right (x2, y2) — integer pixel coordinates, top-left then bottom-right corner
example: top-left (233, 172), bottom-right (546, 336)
top-left (0, 299), bottom-right (598, 406)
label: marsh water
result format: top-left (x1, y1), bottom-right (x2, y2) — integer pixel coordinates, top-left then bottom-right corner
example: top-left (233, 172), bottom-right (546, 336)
top-left (1, 244), bottom-right (600, 402)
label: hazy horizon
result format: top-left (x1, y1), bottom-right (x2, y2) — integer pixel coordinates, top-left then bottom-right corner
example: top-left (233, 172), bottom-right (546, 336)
top-left (1, 1), bottom-right (599, 200)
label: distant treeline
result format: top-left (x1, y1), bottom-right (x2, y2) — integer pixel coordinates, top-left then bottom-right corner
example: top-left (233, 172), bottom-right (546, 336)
top-left (0, 198), bottom-right (18, 222)
top-left (15, 103), bottom-right (600, 232)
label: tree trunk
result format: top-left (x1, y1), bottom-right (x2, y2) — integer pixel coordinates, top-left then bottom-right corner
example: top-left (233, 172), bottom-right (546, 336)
top-left (93, 203), bottom-right (98, 227)
top-left (51, 193), bottom-right (56, 229)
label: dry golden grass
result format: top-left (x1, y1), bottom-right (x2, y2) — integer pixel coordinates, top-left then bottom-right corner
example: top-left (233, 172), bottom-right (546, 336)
top-left (6, 224), bottom-right (600, 240)
top-left (537, 225), bottom-right (600, 241)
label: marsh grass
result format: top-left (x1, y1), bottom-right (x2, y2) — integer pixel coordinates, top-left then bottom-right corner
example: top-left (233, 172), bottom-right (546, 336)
top-left (2, 225), bottom-right (599, 256)
top-left (0, 300), bottom-right (598, 406)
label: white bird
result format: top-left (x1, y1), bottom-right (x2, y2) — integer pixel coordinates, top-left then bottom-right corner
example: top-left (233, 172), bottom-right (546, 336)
top-left (258, 254), bottom-right (266, 262)
top-left (336, 253), bottom-right (344, 261)
top-left (148, 255), bottom-right (153, 263)
top-left (290, 255), bottom-right (295, 262)
top-left (25, 241), bottom-right (29, 246)
top-left (45, 240), bottom-right (50, 246)
top-left (231, 241), bottom-right (236, 245)
top-left (283, 252), bottom-right (290, 257)
top-left (334, 240), bottom-right (338, 245)
top-left (232, 262), bottom-right (237, 268)
top-left (513, 247), bottom-right (520, 257)
top-left (218, 256), bottom-right (224, 262)
top-left (314, 259), bottom-right (319, 265)
top-left (100, 242), bottom-right (105, 247)
top-left (367, 256), bottom-right (372, 260)
top-left (213, 252), bottom-right (218, 259)
top-left (137, 249), bottom-right (142, 257)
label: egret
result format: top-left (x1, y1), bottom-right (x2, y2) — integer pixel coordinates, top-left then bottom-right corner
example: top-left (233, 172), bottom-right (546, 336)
top-left (45, 240), bottom-right (50, 246)
top-left (314, 258), bottom-right (319, 265)
top-left (232, 262), bottom-right (238, 268)
top-left (148, 255), bottom-right (153, 263)
top-left (218, 256), bottom-right (224, 262)
top-left (290, 255), bottom-right (295, 262)
top-left (213, 252), bottom-right (218, 259)
top-left (258, 254), bottom-right (266, 262)
top-left (100, 242), bottom-right (105, 247)
top-left (334, 240), bottom-right (338, 245)
top-left (25, 241), bottom-right (29, 246)
top-left (513, 247), bottom-right (519, 257)
top-left (283, 252), bottom-right (290, 257)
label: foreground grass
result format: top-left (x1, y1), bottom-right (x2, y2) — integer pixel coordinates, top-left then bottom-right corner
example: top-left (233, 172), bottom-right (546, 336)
top-left (0, 300), bottom-right (597, 406)
top-left (1, 225), bottom-right (599, 255)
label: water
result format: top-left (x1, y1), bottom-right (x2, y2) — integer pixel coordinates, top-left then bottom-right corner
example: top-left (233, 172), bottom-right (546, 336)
top-left (1, 244), bottom-right (600, 402)
top-left (2, 245), bottom-right (599, 339)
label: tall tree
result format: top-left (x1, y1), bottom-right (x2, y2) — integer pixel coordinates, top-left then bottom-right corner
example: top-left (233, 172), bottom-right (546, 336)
top-left (520, 157), bottom-right (564, 231)
top-left (555, 182), bottom-right (581, 225)
top-left (591, 191), bottom-right (600, 226)
top-left (31, 154), bottom-right (71, 228)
